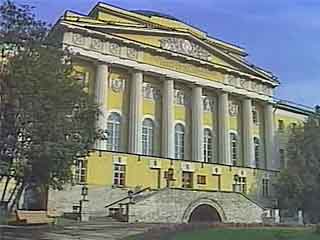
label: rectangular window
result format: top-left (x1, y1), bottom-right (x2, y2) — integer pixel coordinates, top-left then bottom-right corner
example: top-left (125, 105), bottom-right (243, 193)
top-left (279, 149), bottom-right (285, 169)
top-left (278, 119), bottom-right (284, 132)
top-left (197, 175), bottom-right (206, 185)
top-left (262, 179), bottom-right (270, 197)
top-left (113, 164), bottom-right (126, 187)
top-left (74, 158), bottom-right (87, 184)
top-left (233, 176), bottom-right (247, 194)
top-left (182, 171), bottom-right (193, 189)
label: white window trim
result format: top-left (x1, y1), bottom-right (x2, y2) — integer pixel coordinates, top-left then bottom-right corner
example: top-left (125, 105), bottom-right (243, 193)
top-left (175, 122), bottom-right (186, 160)
top-left (142, 118), bottom-right (155, 156)
top-left (229, 130), bottom-right (239, 166)
top-left (203, 128), bottom-right (213, 163)
top-left (106, 112), bottom-right (122, 151)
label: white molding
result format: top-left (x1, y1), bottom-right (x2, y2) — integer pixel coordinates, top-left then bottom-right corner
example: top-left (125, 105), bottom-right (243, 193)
top-left (275, 109), bottom-right (308, 122)
top-left (112, 155), bottom-right (127, 165)
top-left (66, 43), bottom-right (274, 102)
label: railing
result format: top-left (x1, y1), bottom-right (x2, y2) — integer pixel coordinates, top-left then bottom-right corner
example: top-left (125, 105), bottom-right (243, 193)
top-left (104, 187), bottom-right (151, 209)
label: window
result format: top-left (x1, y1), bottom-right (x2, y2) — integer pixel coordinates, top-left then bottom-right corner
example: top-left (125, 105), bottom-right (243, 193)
top-left (182, 171), bottom-right (193, 188)
top-left (279, 149), bottom-right (285, 169)
top-left (262, 179), bottom-right (270, 197)
top-left (252, 109), bottom-right (259, 125)
top-left (142, 118), bottom-right (154, 155)
top-left (74, 158), bottom-right (87, 184)
top-left (197, 175), bottom-right (206, 185)
top-left (254, 137), bottom-right (260, 168)
top-left (106, 112), bottom-right (121, 151)
top-left (113, 164), bottom-right (126, 187)
top-left (278, 119), bottom-right (284, 132)
top-left (233, 175), bottom-right (247, 194)
top-left (230, 133), bottom-right (238, 166)
top-left (175, 123), bottom-right (185, 159)
top-left (203, 128), bottom-right (213, 162)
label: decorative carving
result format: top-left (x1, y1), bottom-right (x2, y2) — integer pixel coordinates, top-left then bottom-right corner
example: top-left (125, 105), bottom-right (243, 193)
top-left (203, 96), bottom-right (214, 112)
top-left (127, 47), bottom-right (138, 60)
top-left (72, 33), bottom-right (85, 45)
top-left (251, 82), bottom-right (260, 92)
top-left (240, 78), bottom-right (250, 89)
top-left (224, 74), bottom-right (238, 86)
top-left (229, 101), bottom-right (239, 116)
top-left (110, 78), bottom-right (125, 92)
top-left (91, 38), bottom-right (103, 51)
top-left (160, 38), bottom-right (211, 61)
top-left (109, 42), bottom-right (121, 55)
top-left (174, 89), bottom-right (186, 105)
top-left (143, 83), bottom-right (161, 100)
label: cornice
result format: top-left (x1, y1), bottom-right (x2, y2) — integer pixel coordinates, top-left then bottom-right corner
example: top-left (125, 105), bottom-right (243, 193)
top-left (60, 21), bottom-right (278, 87)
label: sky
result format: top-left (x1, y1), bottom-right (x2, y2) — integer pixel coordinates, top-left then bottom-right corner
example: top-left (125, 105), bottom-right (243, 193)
top-left (13, 0), bottom-right (320, 108)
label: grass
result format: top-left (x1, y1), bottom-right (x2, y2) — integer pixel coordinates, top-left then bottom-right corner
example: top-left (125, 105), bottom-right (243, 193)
top-left (125, 228), bottom-right (319, 240)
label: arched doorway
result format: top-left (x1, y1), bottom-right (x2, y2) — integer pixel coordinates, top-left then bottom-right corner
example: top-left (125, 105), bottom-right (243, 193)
top-left (188, 204), bottom-right (222, 223)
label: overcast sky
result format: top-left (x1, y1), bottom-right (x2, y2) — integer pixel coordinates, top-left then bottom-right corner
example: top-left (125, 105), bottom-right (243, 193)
top-left (14, 0), bottom-right (320, 107)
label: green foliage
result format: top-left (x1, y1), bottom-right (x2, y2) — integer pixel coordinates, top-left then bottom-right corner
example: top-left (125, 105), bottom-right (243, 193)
top-left (274, 115), bottom-right (320, 223)
top-left (0, 1), bottom-right (99, 191)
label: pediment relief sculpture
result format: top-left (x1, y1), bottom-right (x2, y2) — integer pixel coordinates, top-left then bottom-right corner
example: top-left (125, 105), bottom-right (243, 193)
top-left (160, 37), bottom-right (211, 61)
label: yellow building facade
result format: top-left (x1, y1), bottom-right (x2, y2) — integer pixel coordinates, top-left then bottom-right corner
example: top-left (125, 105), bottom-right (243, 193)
top-left (46, 2), bottom-right (313, 222)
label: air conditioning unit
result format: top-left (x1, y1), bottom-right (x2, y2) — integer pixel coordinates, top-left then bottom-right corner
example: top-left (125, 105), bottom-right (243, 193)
top-left (112, 155), bottom-right (127, 165)
top-left (212, 166), bottom-right (222, 175)
top-left (181, 162), bottom-right (194, 172)
top-left (149, 159), bottom-right (161, 169)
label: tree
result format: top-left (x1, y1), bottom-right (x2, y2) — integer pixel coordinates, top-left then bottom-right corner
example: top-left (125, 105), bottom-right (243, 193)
top-left (274, 113), bottom-right (320, 223)
top-left (0, 1), bottom-right (99, 210)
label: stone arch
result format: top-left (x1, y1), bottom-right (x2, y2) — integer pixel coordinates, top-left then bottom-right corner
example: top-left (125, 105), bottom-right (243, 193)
top-left (182, 198), bottom-right (226, 223)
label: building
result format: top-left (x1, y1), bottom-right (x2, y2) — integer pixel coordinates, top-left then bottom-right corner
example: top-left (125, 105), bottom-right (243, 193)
top-left (7, 2), bottom-right (315, 223)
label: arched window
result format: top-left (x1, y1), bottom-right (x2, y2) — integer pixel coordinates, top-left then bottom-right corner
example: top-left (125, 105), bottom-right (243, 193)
top-left (203, 128), bottom-right (213, 162)
top-left (254, 137), bottom-right (260, 168)
top-left (106, 112), bottom-right (121, 151)
top-left (175, 123), bottom-right (185, 159)
top-left (142, 118), bottom-right (154, 155)
top-left (230, 133), bottom-right (238, 166)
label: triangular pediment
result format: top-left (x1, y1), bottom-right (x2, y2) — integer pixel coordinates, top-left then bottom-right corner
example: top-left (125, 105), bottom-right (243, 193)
top-left (57, 3), bottom-right (278, 84)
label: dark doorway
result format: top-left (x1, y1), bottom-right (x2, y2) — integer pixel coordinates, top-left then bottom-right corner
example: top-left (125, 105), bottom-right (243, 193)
top-left (188, 204), bottom-right (222, 223)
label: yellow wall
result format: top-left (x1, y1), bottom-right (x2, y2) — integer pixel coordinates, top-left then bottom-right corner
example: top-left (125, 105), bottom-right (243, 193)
top-left (86, 151), bottom-right (277, 195)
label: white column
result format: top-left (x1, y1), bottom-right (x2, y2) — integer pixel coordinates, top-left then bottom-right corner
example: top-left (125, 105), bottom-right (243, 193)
top-left (242, 98), bottom-right (255, 167)
top-left (162, 78), bottom-right (175, 158)
top-left (192, 85), bottom-right (203, 161)
top-left (218, 92), bottom-right (231, 165)
top-left (95, 63), bottom-right (109, 150)
top-left (264, 103), bottom-right (274, 170)
top-left (128, 70), bottom-right (143, 154)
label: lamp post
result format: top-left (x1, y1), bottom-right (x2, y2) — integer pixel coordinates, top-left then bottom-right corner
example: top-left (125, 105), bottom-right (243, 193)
top-left (80, 184), bottom-right (89, 222)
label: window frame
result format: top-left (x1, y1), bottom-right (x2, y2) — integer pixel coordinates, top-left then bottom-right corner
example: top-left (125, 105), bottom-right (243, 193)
top-left (175, 123), bottom-right (185, 160)
top-left (106, 112), bottom-right (121, 151)
top-left (254, 137), bottom-right (260, 168)
top-left (142, 118), bottom-right (155, 156)
top-left (230, 132), bottom-right (238, 166)
top-left (203, 128), bottom-right (213, 163)
top-left (182, 171), bottom-right (193, 189)
top-left (113, 164), bottom-right (126, 187)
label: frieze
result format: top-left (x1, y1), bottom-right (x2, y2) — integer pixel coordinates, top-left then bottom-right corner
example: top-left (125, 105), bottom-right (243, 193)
top-left (127, 47), bottom-right (138, 60)
top-left (109, 42), bottom-right (121, 56)
top-left (160, 37), bottom-right (211, 61)
top-left (143, 83), bottom-right (161, 100)
top-left (224, 74), bottom-right (238, 86)
top-left (229, 101), bottom-right (239, 116)
top-left (202, 96), bottom-right (214, 112)
top-left (91, 38), bottom-right (103, 51)
top-left (72, 33), bottom-right (85, 45)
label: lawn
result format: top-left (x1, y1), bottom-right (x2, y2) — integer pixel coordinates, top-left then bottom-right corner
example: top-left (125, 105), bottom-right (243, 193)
top-left (126, 228), bottom-right (319, 240)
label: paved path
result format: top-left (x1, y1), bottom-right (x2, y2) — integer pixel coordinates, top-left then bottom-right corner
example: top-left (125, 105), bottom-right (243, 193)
top-left (0, 221), bottom-right (154, 240)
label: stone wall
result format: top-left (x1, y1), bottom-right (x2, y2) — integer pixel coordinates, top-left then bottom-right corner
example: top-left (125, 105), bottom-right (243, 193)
top-left (47, 185), bottom-right (130, 217)
top-left (129, 188), bottom-right (264, 223)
